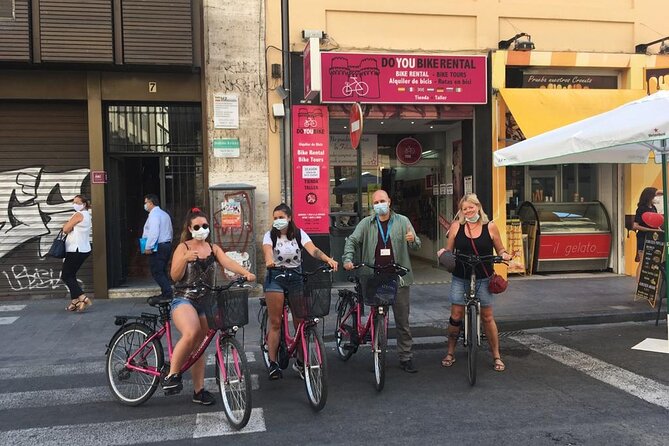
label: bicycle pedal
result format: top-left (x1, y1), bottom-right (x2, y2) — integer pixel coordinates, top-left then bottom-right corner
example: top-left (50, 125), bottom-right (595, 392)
top-left (163, 386), bottom-right (182, 396)
top-left (343, 343), bottom-right (358, 351)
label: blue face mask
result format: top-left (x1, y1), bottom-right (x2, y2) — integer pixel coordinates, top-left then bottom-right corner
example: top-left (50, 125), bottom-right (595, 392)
top-left (273, 218), bottom-right (289, 230)
top-left (373, 202), bottom-right (389, 216)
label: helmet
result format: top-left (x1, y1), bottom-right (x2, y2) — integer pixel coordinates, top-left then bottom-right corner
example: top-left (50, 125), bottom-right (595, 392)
top-left (641, 211), bottom-right (664, 229)
top-left (439, 251), bottom-right (456, 273)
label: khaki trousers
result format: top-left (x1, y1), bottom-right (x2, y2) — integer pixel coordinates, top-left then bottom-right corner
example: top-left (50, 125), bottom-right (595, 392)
top-left (391, 286), bottom-right (413, 361)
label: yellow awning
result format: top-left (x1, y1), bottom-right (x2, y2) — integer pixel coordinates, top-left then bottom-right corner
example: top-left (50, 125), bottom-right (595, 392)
top-left (499, 88), bottom-right (647, 139)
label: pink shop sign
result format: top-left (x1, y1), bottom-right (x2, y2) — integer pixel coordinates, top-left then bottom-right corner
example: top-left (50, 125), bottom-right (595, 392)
top-left (321, 53), bottom-right (487, 104)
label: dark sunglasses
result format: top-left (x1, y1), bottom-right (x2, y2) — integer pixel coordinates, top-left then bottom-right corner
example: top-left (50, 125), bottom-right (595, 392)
top-left (192, 223), bottom-right (209, 231)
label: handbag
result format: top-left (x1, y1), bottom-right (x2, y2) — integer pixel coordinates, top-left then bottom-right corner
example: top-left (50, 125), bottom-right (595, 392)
top-left (466, 224), bottom-right (508, 294)
top-left (47, 230), bottom-right (67, 259)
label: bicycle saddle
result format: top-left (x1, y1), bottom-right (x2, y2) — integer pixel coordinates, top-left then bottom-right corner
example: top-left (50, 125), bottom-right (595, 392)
top-left (147, 295), bottom-right (172, 306)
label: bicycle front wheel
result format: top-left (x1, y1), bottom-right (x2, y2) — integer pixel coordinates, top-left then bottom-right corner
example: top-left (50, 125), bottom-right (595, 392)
top-left (304, 325), bottom-right (328, 411)
top-left (259, 306), bottom-right (271, 370)
top-left (217, 336), bottom-right (252, 429)
top-left (373, 312), bottom-right (388, 392)
top-left (466, 305), bottom-right (478, 386)
top-left (106, 323), bottom-right (163, 406)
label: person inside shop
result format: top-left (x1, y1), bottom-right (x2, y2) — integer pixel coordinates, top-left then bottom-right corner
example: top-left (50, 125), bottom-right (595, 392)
top-left (161, 207), bottom-right (256, 405)
top-left (343, 189), bottom-right (422, 373)
top-left (437, 193), bottom-right (513, 372)
top-left (142, 194), bottom-right (174, 299)
top-left (263, 203), bottom-right (338, 380)
top-left (633, 187), bottom-right (663, 280)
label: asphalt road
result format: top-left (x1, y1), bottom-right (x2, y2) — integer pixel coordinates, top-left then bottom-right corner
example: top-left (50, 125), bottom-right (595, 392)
top-left (0, 300), bottom-right (667, 445)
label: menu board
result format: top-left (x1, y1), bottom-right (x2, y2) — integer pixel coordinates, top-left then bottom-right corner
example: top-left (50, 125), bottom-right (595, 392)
top-left (635, 232), bottom-right (664, 307)
top-left (506, 219), bottom-right (526, 275)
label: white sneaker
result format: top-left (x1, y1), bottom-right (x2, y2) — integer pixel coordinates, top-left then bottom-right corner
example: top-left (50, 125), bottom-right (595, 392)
top-left (292, 361), bottom-right (304, 380)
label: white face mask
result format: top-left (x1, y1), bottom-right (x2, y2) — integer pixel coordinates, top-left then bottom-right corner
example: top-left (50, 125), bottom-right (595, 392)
top-left (190, 227), bottom-right (210, 241)
top-left (653, 196), bottom-right (664, 214)
top-left (73, 203), bottom-right (85, 212)
top-left (273, 218), bottom-right (289, 230)
top-left (465, 213), bottom-right (480, 223)
top-left (373, 202), bottom-right (389, 216)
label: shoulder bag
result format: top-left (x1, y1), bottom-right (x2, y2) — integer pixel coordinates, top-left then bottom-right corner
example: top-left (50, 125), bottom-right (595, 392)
top-left (467, 225), bottom-right (508, 294)
top-left (47, 230), bottom-right (67, 259)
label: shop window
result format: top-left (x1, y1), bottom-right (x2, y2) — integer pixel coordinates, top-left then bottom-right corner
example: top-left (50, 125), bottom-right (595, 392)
top-left (0, 0), bottom-right (13, 20)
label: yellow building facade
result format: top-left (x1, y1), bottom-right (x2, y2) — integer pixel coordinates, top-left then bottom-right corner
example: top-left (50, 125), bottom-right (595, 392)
top-left (265, 0), bottom-right (669, 276)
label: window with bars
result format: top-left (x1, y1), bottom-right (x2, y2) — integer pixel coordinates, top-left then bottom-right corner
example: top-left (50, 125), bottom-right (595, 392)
top-left (0, 0), bottom-right (14, 20)
top-left (106, 104), bottom-right (201, 153)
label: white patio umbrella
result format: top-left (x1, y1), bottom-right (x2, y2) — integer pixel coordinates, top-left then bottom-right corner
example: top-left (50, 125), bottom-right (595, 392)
top-left (494, 90), bottom-right (669, 352)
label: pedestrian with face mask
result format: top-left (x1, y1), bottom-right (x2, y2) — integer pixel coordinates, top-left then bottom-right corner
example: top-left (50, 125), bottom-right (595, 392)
top-left (262, 203), bottom-right (338, 380)
top-left (161, 207), bottom-right (256, 404)
top-left (62, 194), bottom-right (93, 312)
top-left (342, 189), bottom-right (422, 373)
top-left (142, 193), bottom-right (174, 299)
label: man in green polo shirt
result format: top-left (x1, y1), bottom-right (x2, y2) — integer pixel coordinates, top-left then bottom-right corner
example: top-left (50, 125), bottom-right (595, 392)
top-left (342, 189), bottom-right (421, 373)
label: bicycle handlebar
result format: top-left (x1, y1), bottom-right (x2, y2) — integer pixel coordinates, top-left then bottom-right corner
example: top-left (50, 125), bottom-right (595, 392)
top-left (350, 262), bottom-right (409, 275)
top-left (267, 264), bottom-right (334, 277)
top-left (197, 276), bottom-right (248, 292)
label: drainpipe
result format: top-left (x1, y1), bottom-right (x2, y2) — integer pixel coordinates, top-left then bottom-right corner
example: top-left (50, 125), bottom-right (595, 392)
top-left (281, 0), bottom-right (291, 205)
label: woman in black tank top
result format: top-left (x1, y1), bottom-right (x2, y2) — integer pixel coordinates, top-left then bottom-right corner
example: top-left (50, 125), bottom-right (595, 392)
top-left (161, 208), bottom-right (256, 405)
top-left (436, 194), bottom-right (513, 372)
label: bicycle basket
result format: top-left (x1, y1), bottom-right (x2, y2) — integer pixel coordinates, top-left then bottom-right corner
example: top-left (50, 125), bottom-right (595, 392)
top-left (361, 273), bottom-right (400, 306)
top-left (203, 288), bottom-right (249, 330)
top-left (285, 271), bottom-right (332, 319)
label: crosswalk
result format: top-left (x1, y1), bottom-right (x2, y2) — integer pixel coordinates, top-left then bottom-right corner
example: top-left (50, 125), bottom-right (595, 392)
top-left (0, 349), bottom-right (268, 445)
top-left (0, 304), bottom-right (25, 325)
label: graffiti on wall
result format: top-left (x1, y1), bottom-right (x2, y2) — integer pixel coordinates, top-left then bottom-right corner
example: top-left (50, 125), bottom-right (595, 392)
top-left (0, 167), bottom-right (90, 291)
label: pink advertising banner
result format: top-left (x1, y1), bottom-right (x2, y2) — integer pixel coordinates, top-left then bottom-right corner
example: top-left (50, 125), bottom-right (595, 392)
top-left (292, 105), bottom-right (330, 234)
top-left (321, 52), bottom-right (487, 104)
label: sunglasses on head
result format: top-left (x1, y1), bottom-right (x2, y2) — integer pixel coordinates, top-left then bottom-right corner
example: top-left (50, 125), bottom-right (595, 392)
top-left (192, 223), bottom-right (209, 231)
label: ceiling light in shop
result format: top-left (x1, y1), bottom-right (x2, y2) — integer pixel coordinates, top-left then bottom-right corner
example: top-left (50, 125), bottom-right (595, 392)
top-left (422, 150), bottom-right (434, 156)
top-left (339, 177), bottom-right (347, 181)
top-left (411, 121), bottom-right (415, 124)
top-left (343, 125), bottom-right (347, 129)
top-left (380, 121), bottom-right (384, 125)
top-left (362, 171), bottom-right (370, 175)
top-left (430, 126), bottom-right (434, 129)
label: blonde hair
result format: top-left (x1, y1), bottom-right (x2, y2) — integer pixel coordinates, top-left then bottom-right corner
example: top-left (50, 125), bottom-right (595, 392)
top-left (456, 193), bottom-right (490, 224)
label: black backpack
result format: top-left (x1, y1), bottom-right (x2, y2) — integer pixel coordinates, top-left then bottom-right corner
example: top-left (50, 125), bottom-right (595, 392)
top-left (270, 228), bottom-right (304, 251)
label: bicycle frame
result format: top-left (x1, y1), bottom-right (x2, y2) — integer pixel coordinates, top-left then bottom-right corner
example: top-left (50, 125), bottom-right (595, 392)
top-left (337, 293), bottom-right (386, 347)
top-left (463, 272), bottom-right (482, 347)
top-left (279, 299), bottom-right (322, 366)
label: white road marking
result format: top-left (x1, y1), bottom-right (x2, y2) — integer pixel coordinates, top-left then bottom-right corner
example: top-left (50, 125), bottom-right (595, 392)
top-left (0, 305), bottom-right (26, 312)
top-left (0, 317), bottom-right (19, 325)
top-left (206, 351), bottom-right (256, 366)
top-left (0, 409), bottom-right (266, 445)
top-left (0, 362), bottom-right (105, 380)
top-left (511, 333), bottom-right (669, 410)
top-left (632, 338), bottom-right (669, 354)
top-left (0, 376), bottom-right (261, 410)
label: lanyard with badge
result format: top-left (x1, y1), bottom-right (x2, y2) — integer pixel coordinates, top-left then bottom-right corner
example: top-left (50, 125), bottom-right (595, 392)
top-left (376, 217), bottom-right (393, 256)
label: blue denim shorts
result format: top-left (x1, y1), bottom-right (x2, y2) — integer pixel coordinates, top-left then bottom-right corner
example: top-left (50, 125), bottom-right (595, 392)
top-left (263, 267), bottom-right (302, 293)
top-left (170, 296), bottom-right (206, 316)
top-left (449, 275), bottom-right (494, 307)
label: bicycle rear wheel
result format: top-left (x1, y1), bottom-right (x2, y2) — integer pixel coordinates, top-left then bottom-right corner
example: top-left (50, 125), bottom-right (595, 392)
top-left (106, 323), bottom-right (163, 406)
top-left (217, 336), bottom-right (252, 429)
top-left (466, 305), bottom-right (478, 386)
top-left (373, 312), bottom-right (387, 392)
top-left (335, 295), bottom-right (358, 361)
top-left (303, 325), bottom-right (328, 411)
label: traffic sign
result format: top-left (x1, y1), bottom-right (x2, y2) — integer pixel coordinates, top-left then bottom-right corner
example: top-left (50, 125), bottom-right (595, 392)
top-left (349, 102), bottom-right (363, 149)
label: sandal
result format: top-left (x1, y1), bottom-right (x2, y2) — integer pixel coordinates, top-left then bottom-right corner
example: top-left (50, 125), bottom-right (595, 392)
top-left (66, 299), bottom-right (79, 312)
top-left (74, 296), bottom-right (92, 312)
top-left (441, 353), bottom-right (456, 367)
top-left (493, 357), bottom-right (505, 372)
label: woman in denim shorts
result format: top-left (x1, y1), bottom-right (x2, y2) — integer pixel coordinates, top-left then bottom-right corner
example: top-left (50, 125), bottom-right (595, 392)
top-left (437, 194), bottom-right (512, 372)
top-left (262, 203), bottom-right (338, 380)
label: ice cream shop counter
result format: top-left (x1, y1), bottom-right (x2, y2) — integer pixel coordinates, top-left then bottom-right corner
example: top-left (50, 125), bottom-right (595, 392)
top-left (517, 201), bottom-right (612, 273)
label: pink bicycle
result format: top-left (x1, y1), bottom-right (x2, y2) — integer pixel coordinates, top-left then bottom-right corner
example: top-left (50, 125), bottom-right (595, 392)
top-left (105, 278), bottom-right (252, 429)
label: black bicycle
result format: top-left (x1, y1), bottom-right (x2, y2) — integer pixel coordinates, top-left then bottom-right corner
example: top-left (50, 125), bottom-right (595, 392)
top-left (453, 253), bottom-right (505, 386)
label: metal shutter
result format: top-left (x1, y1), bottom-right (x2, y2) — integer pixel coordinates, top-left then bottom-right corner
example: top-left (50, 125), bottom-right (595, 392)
top-left (122, 0), bottom-right (193, 65)
top-left (39, 0), bottom-right (113, 63)
top-left (0, 0), bottom-right (30, 62)
top-left (0, 102), bottom-right (92, 299)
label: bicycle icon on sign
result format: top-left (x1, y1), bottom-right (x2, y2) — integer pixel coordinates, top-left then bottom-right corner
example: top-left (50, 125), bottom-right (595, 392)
top-left (342, 77), bottom-right (370, 97)
top-left (303, 117), bottom-right (318, 128)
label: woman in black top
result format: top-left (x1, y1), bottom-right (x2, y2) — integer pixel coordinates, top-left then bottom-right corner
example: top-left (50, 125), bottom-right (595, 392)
top-left (437, 194), bottom-right (512, 372)
top-left (161, 208), bottom-right (256, 405)
top-left (633, 187), bottom-right (660, 280)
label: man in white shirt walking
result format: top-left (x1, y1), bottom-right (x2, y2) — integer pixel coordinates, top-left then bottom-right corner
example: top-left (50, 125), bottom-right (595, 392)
top-left (143, 194), bottom-right (174, 298)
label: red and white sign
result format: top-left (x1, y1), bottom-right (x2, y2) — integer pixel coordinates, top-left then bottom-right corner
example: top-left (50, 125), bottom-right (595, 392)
top-left (303, 38), bottom-right (321, 101)
top-left (396, 137), bottom-right (422, 165)
top-left (91, 171), bottom-right (107, 184)
top-left (321, 52), bottom-right (487, 104)
top-left (292, 105), bottom-right (330, 234)
top-left (349, 102), bottom-right (363, 150)
top-left (538, 234), bottom-right (612, 260)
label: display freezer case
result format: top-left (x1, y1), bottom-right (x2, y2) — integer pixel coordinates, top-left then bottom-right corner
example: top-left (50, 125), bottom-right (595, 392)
top-left (517, 201), bottom-right (612, 273)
